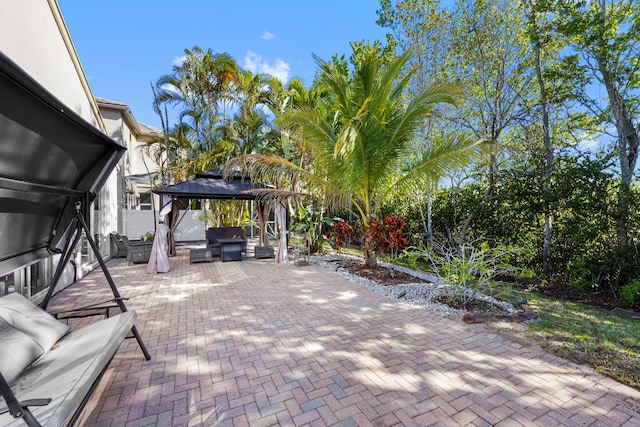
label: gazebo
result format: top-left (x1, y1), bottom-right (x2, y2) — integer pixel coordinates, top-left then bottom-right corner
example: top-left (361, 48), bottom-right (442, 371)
top-left (154, 168), bottom-right (267, 201)
top-left (153, 169), bottom-right (280, 255)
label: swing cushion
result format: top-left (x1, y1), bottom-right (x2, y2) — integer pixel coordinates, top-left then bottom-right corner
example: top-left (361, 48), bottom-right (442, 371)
top-left (0, 318), bottom-right (43, 383)
top-left (0, 293), bottom-right (70, 353)
top-left (0, 293), bottom-right (137, 426)
top-left (0, 294), bottom-right (71, 384)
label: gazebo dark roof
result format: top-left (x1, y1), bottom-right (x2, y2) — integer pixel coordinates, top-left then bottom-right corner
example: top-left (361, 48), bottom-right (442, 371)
top-left (153, 169), bottom-right (269, 200)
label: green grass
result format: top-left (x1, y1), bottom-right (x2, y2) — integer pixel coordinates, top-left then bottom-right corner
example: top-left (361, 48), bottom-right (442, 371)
top-left (454, 278), bottom-right (640, 389)
top-left (523, 294), bottom-right (640, 389)
top-left (468, 281), bottom-right (640, 389)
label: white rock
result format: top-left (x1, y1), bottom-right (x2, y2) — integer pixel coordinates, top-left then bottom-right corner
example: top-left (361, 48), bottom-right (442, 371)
top-left (311, 254), bottom-right (517, 317)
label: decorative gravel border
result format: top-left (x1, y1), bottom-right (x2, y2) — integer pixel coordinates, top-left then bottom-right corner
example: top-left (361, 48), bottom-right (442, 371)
top-left (310, 254), bottom-right (518, 317)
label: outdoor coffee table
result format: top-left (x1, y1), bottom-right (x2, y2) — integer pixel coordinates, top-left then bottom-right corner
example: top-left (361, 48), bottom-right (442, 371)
top-left (217, 238), bottom-right (245, 262)
top-left (189, 248), bottom-right (212, 264)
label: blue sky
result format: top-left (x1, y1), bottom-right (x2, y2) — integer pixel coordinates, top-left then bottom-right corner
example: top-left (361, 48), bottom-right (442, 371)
top-left (58, 1), bottom-right (389, 130)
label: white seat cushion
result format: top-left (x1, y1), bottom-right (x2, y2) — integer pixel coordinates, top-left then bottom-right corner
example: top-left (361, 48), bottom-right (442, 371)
top-left (0, 293), bottom-right (70, 352)
top-left (0, 310), bottom-right (137, 426)
top-left (0, 317), bottom-right (43, 383)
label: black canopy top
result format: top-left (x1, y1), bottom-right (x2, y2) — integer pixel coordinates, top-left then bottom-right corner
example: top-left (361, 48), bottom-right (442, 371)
top-left (153, 168), bottom-right (268, 200)
top-left (0, 51), bottom-right (125, 275)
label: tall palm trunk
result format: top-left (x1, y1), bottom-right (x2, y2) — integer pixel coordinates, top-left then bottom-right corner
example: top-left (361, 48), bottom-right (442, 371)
top-left (257, 202), bottom-right (270, 246)
top-left (363, 213), bottom-right (377, 268)
top-left (363, 233), bottom-right (377, 268)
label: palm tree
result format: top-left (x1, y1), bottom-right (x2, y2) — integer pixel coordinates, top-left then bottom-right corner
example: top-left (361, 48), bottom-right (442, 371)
top-left (230, 70), bottom-right (275, 157)
top-left (155, 46), bottom-right (240, 157)
top-left (229, 46), bottom-right (482, 267)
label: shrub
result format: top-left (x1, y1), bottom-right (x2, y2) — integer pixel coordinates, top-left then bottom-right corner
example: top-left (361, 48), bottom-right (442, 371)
top-left (414, 240), bottom-right (534, 309)
top-left (621, 279), bottom-right (640, 308)
top-left (367, 215), bottom-right (408, 260)
top-left (326, 220), bottom-right (355, 253)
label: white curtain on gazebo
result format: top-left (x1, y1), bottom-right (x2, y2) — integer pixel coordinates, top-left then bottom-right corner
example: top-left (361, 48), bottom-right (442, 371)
top-left (256, 201), bottom-right (270, 247)
top-left (276, 200), bottom-right (288, 263)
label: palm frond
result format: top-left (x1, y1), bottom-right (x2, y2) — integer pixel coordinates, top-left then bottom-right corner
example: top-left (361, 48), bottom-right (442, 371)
top-left (380, 135), bottom-right (486, 202)
top-left (242, 188), bottom-right (313, 203)
top-left (224, 154), bottom-right (353, 212)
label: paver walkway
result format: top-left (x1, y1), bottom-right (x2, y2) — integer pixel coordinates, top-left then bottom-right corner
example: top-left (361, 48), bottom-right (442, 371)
top-left (48, 249), bottom-right (640, 426)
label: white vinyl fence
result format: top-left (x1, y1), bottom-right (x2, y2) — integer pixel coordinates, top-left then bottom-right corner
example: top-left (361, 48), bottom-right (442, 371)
top-left (121, 210), bottom-right (272, 242)
top-left (122, 209), bottom-right (206, 242)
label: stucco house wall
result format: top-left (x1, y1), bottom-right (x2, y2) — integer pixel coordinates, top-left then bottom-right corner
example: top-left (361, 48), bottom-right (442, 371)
top-left (97, 97), bottom-right (163, 191)
top-left (0, 1), bottom-right (102, 129)
top-left (96, 98), bottom-right (166, 238)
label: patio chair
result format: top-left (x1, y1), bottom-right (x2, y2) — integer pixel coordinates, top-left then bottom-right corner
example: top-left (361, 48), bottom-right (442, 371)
top-left (122, 235), bottom-right (153, 265)
top-left (206, 228), bottom-right (226, 257)
top-left (109, 233), bottom-right (128, 258)
top-left (109, 233), bottom-right (152, 264)
top-left (126, 239), bottom-right (153, 265)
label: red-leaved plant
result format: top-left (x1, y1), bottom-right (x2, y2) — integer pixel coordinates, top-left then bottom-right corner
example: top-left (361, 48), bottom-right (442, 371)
top-left (367, 215), bottom-right (408, 259)
top-left (326, 220), bottom-right (355, 253)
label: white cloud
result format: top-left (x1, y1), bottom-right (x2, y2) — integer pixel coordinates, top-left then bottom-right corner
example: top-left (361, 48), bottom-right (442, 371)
top-left (243, 51), bottom-right (290, 82)
top-left (262, 31), bottom-right (275, 40)
top-left (172, 55), bottom-right (186, 67)
top-left (262, 59), bottom-right (290, 82)
top-left (578, 137), bottom-right (600, 152)
top-left (576, 127), bottom-right (613, 152)
top-left (243, 51), bottom-right (261, 73)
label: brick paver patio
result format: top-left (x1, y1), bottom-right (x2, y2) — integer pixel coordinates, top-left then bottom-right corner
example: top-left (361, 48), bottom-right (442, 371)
top-left (48, 248), bottom-right (640, 426)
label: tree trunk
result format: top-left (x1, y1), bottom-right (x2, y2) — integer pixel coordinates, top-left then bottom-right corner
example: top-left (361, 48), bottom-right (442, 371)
top-left (427, 188), bottom-right (433, 237)
top-left (276, 200), bottom-right (289, 263)
top-left (256, 201), bottom-right (270, 247)
top-left (599, 61), bottom-right (639, 248)
top-left (363, 231), bottom-right (377, 268)
top-left (460, 134), bottom-right (499, 244)
top-left (535, 48), bottom-right (554, 279)
top-left (166, 200), bottom-right (181, 256)
top-left (315, 187), bottom-right (327, 254)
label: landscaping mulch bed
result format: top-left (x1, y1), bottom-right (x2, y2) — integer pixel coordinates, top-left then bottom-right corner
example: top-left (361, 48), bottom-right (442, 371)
top-left (328, 258), bottom-right (427, 285)
top-left (323, 257), bottom-right (526, 319)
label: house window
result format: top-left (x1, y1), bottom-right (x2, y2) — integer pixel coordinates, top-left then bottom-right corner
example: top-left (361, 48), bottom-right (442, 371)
top-left (0, 273), bottom-right (15, 296)
top-left (124, 192), bottom-right (135, 210)
top-left (30, 263), bottom-right (46, 295)
top-left (139, 193), bottom-right (152, 210)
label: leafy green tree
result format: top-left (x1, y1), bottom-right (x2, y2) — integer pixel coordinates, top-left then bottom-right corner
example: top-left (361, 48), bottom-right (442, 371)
top-left (230, 46), bottom-right (481, 267)
top-left (449, 0), bottom-right (536, 243)
top-left (522, 0), bottom-right (568, 280)
top-left (229, 71), bottom-right (277, 157)
top-left (373, 0), bottom-right (639, 302)
top-left (547, 0), bottom-right (640, 248)
top-left (377, 0), bottom-right (455, 238)
top-left (153, 47), bottom-right (288, 231)
top-left (156, 47), bottom-right (240, 155)
top-left (261, 76), bottom-right (331, 252)
top-left (378, 0), bottom-right (537, 245)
